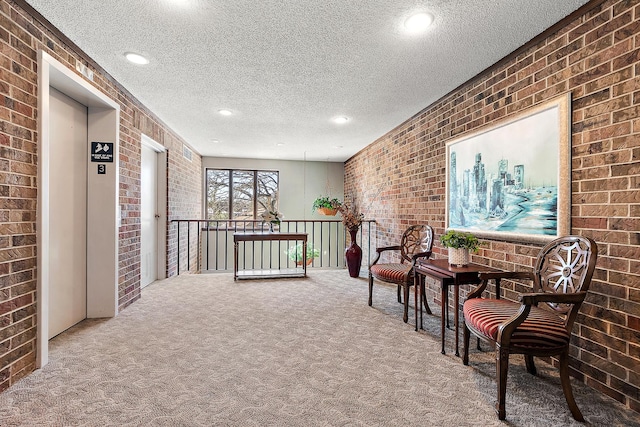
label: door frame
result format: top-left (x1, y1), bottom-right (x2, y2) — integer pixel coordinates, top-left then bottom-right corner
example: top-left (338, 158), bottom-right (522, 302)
top-left (37, 51), bottom-right (120, 367)
top-left (140, 134), bottom-right (167, 283)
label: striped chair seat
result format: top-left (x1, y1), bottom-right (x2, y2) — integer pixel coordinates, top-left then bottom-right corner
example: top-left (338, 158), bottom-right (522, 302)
top-left (370, 263), bottom-right (412, 283)
top-left (463, 298), bottom-right (570, 351)
top-left (368, 225), bottom-right (434, 324)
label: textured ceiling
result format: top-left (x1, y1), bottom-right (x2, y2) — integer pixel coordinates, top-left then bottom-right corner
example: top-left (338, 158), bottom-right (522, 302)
top-left (25, 0), bottom-right (591, 161)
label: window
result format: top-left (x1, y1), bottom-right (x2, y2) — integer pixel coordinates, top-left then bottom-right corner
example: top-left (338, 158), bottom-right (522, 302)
top-left (206, 169), bottom-right (279, 221)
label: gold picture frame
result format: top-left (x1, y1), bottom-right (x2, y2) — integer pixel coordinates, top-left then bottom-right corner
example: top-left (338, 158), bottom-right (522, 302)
top-left (445, 93), bottom-right (571, 243)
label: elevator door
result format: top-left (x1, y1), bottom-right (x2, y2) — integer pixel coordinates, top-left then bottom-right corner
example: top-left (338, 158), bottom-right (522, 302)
top-left (48, 87), bottom-right (88, 339)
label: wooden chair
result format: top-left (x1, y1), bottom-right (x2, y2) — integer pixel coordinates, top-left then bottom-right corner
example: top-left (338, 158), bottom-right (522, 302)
top-left (368, 225), bottom-right (434, 323)
top-left (462, 236), bottom-right (598, 421)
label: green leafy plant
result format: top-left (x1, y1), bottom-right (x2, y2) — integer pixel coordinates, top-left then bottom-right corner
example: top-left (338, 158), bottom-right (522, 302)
top-left (285, 243), bottom-right (320, 262)
top-left (312, 196), bottom-right (342, 212)
top-left (440, 230), bottom-right (481, 252)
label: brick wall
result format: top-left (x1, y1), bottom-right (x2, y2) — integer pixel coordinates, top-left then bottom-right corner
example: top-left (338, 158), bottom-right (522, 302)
top-left (167, 140), bottom-right (202, 277)
top-left (0, 0), bottom-right (202, 391)
top-left (345, 0), bottom-right (639, 412)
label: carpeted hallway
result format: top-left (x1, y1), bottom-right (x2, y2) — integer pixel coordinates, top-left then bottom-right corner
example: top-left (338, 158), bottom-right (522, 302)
top-left (0, 270), bottom-right (637, 426)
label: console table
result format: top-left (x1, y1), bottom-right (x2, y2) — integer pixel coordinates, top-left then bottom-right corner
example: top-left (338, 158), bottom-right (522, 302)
top-left (414, 258), bottom-right (502, 356)
top-left (233, 232), bottom-right (308, 280)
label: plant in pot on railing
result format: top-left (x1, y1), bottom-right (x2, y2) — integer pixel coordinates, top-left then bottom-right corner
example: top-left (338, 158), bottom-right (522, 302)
top-left (285, 243), bottom-right (320, 266)
top-left (440, 230), bottom-right (481, 267)
top-left (312, 196), bottom-right (342, 216)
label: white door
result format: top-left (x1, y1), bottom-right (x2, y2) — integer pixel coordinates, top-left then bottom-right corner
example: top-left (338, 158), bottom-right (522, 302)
top-left (140, 144), bottom-right (158, 288)
top-left (48, 87), bottom-right (87, 339)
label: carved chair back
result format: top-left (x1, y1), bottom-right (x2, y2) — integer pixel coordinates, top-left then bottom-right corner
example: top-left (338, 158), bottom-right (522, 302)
top-left (533, 235), bottom-right (598, 327)
top-left (399, 225), bottom-right (434, 263)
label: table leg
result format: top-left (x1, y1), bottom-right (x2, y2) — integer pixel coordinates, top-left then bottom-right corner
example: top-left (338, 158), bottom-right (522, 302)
top-left (233, 241), bottom-right (238, 281)
top-left (414, 273), bottom-right (419, 332)
top-left (441, 279), bottom-right (446, 355)
top-left (303, 240), bottom-right (307, 277)
top-left (420, 277), bottom-right (424, 330)
top-left (446, 287), bottom-right (450, 329)
top-left (454, 284), bottom-right (460, 357)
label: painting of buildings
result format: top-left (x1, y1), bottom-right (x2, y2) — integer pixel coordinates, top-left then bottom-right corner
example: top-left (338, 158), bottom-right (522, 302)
top-left (446, 97), bottom-right (569, 239)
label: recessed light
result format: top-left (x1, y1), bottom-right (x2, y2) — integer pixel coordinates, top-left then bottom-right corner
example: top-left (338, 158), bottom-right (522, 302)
top-left (124, 52), bottom-right (149, 65)
top-left (404, 12), bottom-right (434, 33)
top-left (333, 116), bottom-right (349, 124)
top-left (167, 0), bottom-right (191, 6)
top-left (218, 109), bottom-right (233, 116)
top-left (276, 143), bottom-right (284, 146)
top-left (211, 139), bottom-right (220, 144)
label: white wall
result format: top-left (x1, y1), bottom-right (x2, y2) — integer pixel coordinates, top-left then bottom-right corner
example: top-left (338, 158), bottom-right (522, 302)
top-left (201, 157), bottom-right (345, 219)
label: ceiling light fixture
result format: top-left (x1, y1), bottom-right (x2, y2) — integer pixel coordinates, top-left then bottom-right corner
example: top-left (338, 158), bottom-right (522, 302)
top-left (124, 52), bottom-right (149, 65)
top-left (218, 109), bottom-right (233, 116)
top-left (333, 116), bottom-right (349, 124)
top-left (404, 12), bottom-right (434, 34)
top-left (167, 0), bottom-right (191, 6)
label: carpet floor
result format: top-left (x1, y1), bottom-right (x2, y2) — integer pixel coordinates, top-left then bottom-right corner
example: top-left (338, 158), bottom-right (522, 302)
top-left (0, 270), bottom-right (637, 426)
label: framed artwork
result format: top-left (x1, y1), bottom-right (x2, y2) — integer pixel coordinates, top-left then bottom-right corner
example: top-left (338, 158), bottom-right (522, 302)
top-left (445, 93), bottom-right (571, 243)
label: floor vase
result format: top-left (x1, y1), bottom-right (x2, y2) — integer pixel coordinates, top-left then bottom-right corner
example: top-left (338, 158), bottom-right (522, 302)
top-left (345, 228), bottom-right (362, 278)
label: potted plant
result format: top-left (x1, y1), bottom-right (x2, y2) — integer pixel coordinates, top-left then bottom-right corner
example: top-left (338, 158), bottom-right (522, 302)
top-left (440, 230), bottom-right (480, 267)
top-left (312, 196), bottom-right (342, 216)
top-left (286, 243), bottom-right (320, 266)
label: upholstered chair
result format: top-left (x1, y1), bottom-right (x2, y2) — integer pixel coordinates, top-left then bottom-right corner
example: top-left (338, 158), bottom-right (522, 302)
top-left (462, 236), bottom-right (598, 421)
top-left (368, 225), bottom-right (434, 323)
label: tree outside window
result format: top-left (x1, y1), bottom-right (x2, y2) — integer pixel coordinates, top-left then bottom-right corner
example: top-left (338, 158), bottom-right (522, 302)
top-left (206, 169), bottom-right (279, 224)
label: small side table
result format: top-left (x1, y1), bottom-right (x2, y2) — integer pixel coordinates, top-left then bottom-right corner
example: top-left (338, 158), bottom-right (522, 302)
top-left (233, 232), bottom-right (308, 280)
top-left (414, 259), bottom-right (502, 356)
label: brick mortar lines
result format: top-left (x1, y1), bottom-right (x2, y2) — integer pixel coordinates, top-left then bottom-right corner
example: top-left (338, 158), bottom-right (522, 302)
top-left (0, 0), bottom-right (202, 391)
top-left (345, 0), bottom-right (640, 411)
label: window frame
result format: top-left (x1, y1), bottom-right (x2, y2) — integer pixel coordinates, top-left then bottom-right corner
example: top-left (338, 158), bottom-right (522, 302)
top-left (204, 168), bottom-right (279, 224)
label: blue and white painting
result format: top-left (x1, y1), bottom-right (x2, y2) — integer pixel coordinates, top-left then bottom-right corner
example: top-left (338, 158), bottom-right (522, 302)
top-left (446, 99), bottom-right (568, 240)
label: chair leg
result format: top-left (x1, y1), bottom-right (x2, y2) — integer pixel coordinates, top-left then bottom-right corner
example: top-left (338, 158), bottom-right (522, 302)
top-left (524, 355), bottom-right (537, 376)
top-left (368, 274), bottom-right (373, 307)
top-left (462, 323), bottom-right (470, 365)
top-left (397, 285), bottom-right (402, 303)
top-left (495, 345), bottom-right (509, 420)
top-left (421, 282), bottom-right (432, 315)
top-left (559, 350), bottom-right (584, 422)
top-left (402, 285), bottom-right (410, 323)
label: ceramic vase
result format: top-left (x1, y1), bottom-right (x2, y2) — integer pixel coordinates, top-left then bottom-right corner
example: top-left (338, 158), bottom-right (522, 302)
top-left (448, 247), bottom-right (470, 267)
top-left (345, 228), bottom-right (362, 277)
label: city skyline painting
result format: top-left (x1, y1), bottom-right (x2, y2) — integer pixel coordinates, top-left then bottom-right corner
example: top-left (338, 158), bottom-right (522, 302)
top-left (445, 94), bottom-right (571, 243)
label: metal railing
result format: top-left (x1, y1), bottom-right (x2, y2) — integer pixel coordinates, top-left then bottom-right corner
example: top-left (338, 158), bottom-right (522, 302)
top-left (171, 219), bottom-right (376, 275)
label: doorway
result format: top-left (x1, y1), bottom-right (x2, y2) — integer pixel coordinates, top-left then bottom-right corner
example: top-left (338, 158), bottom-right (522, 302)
top-left (140, 135), bottom-right (167, 287)
top-left (37, 51), bottom-right (120, 367)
